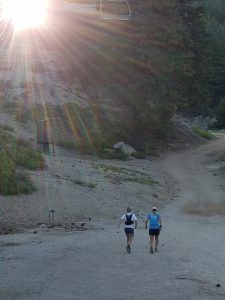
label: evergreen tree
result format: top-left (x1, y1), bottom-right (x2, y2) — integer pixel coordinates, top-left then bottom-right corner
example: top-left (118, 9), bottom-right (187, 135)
top-left (176, 0), bottom-right (212, 114)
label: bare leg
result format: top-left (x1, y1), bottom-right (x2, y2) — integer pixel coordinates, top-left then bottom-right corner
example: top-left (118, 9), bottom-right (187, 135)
top-left (126, 234), bottom-right (133, 253)
top-left (150, 235), bottom-right (154, 253)
top-left (150, 235), bottom-right (154, 248)
top-left (127, 234), bottom-right (134, 247)
top-left (155, 235), bottom-right (159, 251)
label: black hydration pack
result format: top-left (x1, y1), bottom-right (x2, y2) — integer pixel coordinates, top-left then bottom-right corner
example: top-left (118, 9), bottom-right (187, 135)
top-left (125, 214), bottom-right (134, 225)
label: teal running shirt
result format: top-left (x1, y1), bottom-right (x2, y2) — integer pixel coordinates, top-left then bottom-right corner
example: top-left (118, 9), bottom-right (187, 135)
top-left (147, 213), bottom-right (160, 229)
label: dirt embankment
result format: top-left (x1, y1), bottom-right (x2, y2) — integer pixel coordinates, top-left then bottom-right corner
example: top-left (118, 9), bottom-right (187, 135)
top-left (0, 143), bottom-right (174, 232)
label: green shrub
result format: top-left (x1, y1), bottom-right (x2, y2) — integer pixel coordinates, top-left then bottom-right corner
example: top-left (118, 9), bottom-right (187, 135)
top-left (0, 131), bottom-right (45, 195)
top-left (193, 128), bottom-right (213, 139)
top-left (72, 179), bottom-right (97, 188)
top-left (15, 172), bottom-right (36, 194)
top-left (132, 152), bottom-right (146, 159)
top-left (97, 150), bottom-right (128, 160)
top-left (16, 138), bottom-right (32, 147)
top-left (0, 150), bottom-right (35, 195)
top-left (0, 102), bottom-right (32, 125)
top-left (15, 146), bottom-right (46, 170)
top-left (0, 125), bottom-right (14, 132)
top-left (0, 150), bottom-right (16, 195)
top-left (100, 164), bottom-right (126, 173)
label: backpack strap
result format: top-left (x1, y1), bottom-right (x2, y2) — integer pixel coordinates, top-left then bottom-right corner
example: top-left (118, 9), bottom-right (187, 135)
top-left (126, 213), bottom-right (132, 220)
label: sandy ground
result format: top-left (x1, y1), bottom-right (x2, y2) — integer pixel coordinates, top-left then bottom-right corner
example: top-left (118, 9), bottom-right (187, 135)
top-left (1, 138), bottom-right (225, 299)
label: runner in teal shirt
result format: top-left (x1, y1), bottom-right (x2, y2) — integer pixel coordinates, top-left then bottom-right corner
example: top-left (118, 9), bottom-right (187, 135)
top-left (145, 207), bottom-right (162, 253)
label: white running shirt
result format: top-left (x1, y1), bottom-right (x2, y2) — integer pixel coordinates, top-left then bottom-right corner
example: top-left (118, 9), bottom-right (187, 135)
top-left (121, 213), bottom-right (137, 229)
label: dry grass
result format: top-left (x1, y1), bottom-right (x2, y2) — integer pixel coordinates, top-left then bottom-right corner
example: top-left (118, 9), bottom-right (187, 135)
top-left (183, 202), bottom-right (225, 216)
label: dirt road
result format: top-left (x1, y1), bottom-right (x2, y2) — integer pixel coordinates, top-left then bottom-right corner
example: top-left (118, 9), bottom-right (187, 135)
top-left (1, 139), bottom-right (225, 299)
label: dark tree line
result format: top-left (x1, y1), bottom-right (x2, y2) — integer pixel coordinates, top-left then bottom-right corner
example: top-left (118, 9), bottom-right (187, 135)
top-left (176, 0), bottom-right (225, 126)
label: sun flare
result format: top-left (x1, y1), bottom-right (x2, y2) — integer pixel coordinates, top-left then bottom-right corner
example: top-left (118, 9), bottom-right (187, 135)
top-left (2, 0), bottom-right (48, 30)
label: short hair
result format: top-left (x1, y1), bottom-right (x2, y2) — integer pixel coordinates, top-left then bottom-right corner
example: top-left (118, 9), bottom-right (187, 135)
top-left (127, 207), bottom-right (131, 212)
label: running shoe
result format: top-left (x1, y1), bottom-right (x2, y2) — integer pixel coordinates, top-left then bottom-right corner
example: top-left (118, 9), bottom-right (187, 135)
top-left (150, 247), bottom-right (153, 254)
top-left (126, 245), bottom-right (130, 253)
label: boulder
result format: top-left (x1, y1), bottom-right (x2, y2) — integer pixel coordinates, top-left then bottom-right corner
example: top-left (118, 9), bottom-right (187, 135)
top-left (113, 141), bottom-right (124, 150)
top-left (113, 142), bottom-right (137, 156)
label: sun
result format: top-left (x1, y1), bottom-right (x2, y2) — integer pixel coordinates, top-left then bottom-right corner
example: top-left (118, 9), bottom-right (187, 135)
top-left (2, 0), bottom-right (48, 30)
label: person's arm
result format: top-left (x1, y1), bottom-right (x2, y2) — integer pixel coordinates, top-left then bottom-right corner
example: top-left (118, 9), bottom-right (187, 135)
top-left (159, 215), bottom-right (162, 230)
top-left (145, 217), bottom-right (148, 230)
top-left (118, 219), bottom-right (122, 229)
top-left (118, 215), bottom-right (124, 229)
top-left (132, 214), bottom-right (137, 229)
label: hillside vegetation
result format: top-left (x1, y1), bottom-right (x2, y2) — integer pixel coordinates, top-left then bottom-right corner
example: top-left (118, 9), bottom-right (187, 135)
top-left (44, 0), bottom-right (225, 148)
top-left (0, 126), bottom-right (45, 195)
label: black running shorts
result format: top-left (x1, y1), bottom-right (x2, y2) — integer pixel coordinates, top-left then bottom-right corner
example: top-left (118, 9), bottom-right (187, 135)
top-left (125, 228), bottom-right (134, 237)
top-left (149, 229), bottom-right (160, 236)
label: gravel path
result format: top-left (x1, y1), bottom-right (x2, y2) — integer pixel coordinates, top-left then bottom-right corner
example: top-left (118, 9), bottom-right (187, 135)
top-left (1, 139), bottom-right (225, 299)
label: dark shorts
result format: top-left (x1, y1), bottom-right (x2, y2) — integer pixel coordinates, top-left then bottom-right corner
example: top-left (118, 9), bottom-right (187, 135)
top-left (149, 229), bottom-right (160, 236)
top-left (125, 228), bottom-right (134, 237)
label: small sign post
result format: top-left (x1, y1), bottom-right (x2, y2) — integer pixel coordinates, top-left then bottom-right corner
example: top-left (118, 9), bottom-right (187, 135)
top-left (48, 209), bottom-right (56, 227)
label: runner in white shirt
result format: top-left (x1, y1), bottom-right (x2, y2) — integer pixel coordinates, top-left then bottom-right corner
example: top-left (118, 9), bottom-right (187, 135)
top-left (118, 207), bottom-right (137, 253)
